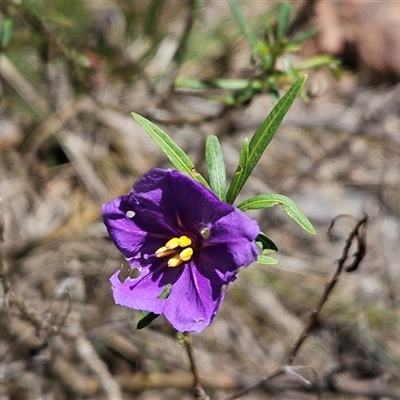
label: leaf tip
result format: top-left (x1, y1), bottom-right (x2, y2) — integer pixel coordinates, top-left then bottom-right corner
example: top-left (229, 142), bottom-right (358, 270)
top-left (309, 226), bottom-right (317, 236)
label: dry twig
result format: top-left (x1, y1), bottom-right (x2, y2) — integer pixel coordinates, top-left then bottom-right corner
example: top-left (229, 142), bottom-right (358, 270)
top-left (183, 332), bottom-right (210, 400)
top-left (225, 215), bottom-right (370, 399)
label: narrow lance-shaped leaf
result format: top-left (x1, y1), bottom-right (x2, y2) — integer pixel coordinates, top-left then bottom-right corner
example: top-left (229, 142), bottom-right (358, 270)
top-left (297, 55), bottom-right (338, 70)
top-left (256, 232), bottom-right (278, 252)
top-left (226, 76), bottom-right (306, 204)
top-left (238, 193), bottom-right (316, 235)
top-left (256, 235), bottom-right (278, 265)
top-left (226, 138), bottom-right (249, 204)
top-left (229, 0), bottom-right (272, 70)
top-left (205, 135), bottom-right (226, 201)
top-left (132, 113), bottom-right (210, 188)
top-left (257, 253), bottom-right (279, 265)
top-left (228, 0), bottom-right (258, 47)
top-left (247, 76), bottom-right (305, 181)
top-left (276, 3), bottom-right (293, 41)
top-left (175, 77), bottom-right (251, 90)
top-left (136, 310), bottom-right (159, 330)
top-left (290, 27), bottom-right (319, 44)
top-left (0, 17), bottom-right (13, 49)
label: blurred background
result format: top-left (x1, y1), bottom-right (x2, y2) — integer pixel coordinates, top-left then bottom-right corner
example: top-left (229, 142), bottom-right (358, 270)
top-left (1, 0), bottom-right (400, 398)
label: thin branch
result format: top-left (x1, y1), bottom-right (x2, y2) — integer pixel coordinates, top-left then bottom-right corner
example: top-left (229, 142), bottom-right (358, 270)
top-left (223, 369), bottom-right (283, 400)
top-left (183, 332), bottom-right (210, 400)
top-left (285, 214), bottom-right (368, 365)
top-left (225, 215), bottom-right (368, 399)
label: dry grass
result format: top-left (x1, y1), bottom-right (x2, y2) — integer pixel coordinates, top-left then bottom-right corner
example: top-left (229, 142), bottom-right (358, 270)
top-left (0, 1), bottom-right (400, 399)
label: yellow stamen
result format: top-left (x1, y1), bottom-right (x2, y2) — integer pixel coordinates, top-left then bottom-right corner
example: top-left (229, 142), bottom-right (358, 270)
top-left (168, 254), bottom-right (183, 267)
top-left (179, 235), bottom-right (192, 247)
top-left (167, 247), bottom-right (194, 267)
top-left (155, 246), bottom-right (175, 258)
top-left (179, 247), bottom-right (193, 261)
top-left (165, 235), bottom-right (192, 249)
top-left (165, 237), bottom-right (180, 249)
top-left (157, 236), bottom-right (194, 267)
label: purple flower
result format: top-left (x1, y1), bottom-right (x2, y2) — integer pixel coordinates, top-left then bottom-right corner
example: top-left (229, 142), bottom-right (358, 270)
top-left (102, 168), bottom-right (259, 333)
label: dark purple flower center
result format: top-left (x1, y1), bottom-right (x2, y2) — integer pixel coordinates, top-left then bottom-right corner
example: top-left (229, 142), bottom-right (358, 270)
top-left (122, 202), bottom-right (213, 271)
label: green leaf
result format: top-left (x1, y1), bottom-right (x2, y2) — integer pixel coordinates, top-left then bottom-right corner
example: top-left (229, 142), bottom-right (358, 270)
top-left (205, 135), bottom-right (226, 201)
top-left (282, 59), bottom-right (309, 101)
top-left (228, 0), bottom-right (258, 48)
top-left (137, 284), bottom-right (172, 330)
top-left (282, 57), bottom-right (300, 80)
top-left (175, 77), bottom-right (250, 90)
top-left (132, 113), bottom-right (209, 188)
top-left (256, 232), bottom-right (278, 252)
top-left (226, 76), bottom-right (306, 204)
top-left (136, 311), bottom-right (160, 330)
top-left (257, 253), bottom-right (279, 265)
top-left (0, 17), bottom-right (13, 49)
top-left (226, 138), bottom-right (249, 204)
top-left (290, 27), bottom-right (319, 44)
top-left (228, 1), bottom-right (272, 70)
top-left (238, 193), bottom-right (316, 235)
top-left (247, 76), bottom-right (305, 176)
top-left (297, 55), bottom-right (338, 71)
top-left (276, 3), bottom-right (293, 41)
top-left (212, 78), bottom-right (251, 90)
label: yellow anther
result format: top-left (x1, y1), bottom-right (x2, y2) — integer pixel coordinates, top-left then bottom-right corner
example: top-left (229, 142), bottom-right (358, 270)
top-left (168, 255), bottom-right (183, 268)
top-left (178, 235), bottom-right (192, 247)
top-left (179, 247), bottom-right (193, 261)
top-left (155, 246), bottom-right (175, 258)
top-left (159, 236), bottom-right (194, 267)
top-left (156, 246), bottom-right (167, 254)
top-left (165, 237), bottom-right (180, 249)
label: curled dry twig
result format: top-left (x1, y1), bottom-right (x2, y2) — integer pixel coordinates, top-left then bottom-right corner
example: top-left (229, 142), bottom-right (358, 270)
top-left (225, 214), bottom-right (369, 399)
top-left (285, 214), bottom-right (368, 365)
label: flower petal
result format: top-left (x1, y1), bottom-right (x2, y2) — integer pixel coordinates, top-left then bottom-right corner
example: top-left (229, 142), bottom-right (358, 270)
top-left (104, 168), bottom-right (261, 333)
top-left (110, 261), bottom-right (184, 315)
top-left (162, 263), bottom-right (225, 333)
top-left (131, 169), bottom-right (233, 232)
top-left (102, 197), bottom-right (147, 258)
top-left (201, 206), bottom-right (260, 278)
top-left (102, 192), bottom-right (178, 262)
top-left (190, 206), bottom-right (259, 285)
